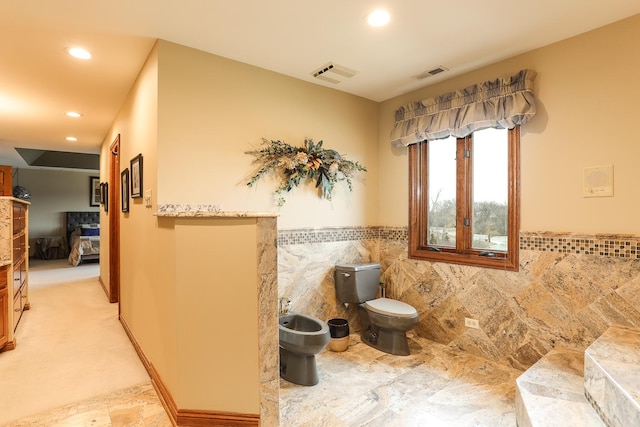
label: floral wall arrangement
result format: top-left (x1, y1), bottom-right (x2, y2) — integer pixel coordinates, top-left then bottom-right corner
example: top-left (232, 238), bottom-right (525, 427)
top-left (246, 138), bottom-right (367, 206)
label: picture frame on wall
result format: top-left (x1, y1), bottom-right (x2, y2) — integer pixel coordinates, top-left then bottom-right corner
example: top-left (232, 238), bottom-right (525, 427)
top-left (130, 153), bottom-right (143, 198)
top-left (90, 176), bottom-right (100, 207)
top-left (100, 182), bottom-right (105, 204)
top-left (103, 183), bottom-right (109, 213)
top-left (121, 169), bottom-right (129, 212)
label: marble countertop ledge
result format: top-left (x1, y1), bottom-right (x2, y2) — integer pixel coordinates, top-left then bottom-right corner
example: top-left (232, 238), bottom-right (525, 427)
top-left (155, 204), bottom-right (278, 218)
top-left (0, 196), bottom-right (30, 204)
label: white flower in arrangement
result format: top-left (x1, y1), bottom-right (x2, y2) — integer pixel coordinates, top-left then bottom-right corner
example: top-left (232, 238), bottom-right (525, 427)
top-left (279, 157), bottom-right (297, 170)
top-left (295, 152), bottom-right (309, 165)
top-left (245, 138), bottom-right (367, 206)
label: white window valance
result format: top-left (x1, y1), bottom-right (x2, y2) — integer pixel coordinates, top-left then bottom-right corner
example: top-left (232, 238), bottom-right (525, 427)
top-left (390, 69), bottom-right (537, 147)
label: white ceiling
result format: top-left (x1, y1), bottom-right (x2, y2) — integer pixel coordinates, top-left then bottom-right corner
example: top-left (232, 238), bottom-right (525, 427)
top-left (1, 1), bottom-right (639, 169)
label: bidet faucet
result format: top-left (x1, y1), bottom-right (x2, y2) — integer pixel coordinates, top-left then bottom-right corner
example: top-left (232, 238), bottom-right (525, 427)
top-left (279, 297), bottom-right (292, 315)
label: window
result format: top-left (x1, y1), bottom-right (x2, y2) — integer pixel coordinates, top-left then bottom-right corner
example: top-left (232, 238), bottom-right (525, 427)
top-left (408, 127), bottom-right (520, 271)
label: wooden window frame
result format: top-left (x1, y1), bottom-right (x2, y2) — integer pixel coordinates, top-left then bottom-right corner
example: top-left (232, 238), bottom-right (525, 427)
top-left (408, 127), bottom-right (520, 271)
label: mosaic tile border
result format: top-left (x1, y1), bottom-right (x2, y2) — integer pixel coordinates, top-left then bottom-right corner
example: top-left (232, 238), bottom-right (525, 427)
top-left (378, 226), bottom-right (410, 242)
top-left (277, 227), bottom-right (380, 245)
top-left (519, 232), bottom-right (640, 259)
top-left (278, 227), bottom-right (640, 260)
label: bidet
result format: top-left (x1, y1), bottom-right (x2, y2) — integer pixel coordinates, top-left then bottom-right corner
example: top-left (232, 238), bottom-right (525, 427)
top-left (278, 313), bottom-right (330, 385)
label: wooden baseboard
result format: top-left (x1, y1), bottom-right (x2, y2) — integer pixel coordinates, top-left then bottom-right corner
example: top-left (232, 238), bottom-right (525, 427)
top-left (119, 317), bottom-right (259, 427)
top-left (118, 317), bottom-right (178, 425)
top-left (0, 338), bottom-right (16, 353)
top-left (177, 409), bottom-right (260, 427)
top-left (98, 276), bottom-right (109, 300)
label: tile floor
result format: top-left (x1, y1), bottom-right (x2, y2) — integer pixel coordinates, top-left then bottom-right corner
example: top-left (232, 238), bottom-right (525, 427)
top-left (7, 332), bottom-right (522, 426)
top-left (4, 383), bottom-right (171, 427)
top-left (280, 332), bottom-right (521, 427)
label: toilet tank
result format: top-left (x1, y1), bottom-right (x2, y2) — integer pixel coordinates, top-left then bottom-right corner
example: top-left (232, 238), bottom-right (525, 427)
top-left (334, 263), bottom-right (381, 303)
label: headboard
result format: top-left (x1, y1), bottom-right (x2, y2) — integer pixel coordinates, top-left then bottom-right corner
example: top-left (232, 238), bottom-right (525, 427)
top-left (66, 211), bottom-right (100, 242)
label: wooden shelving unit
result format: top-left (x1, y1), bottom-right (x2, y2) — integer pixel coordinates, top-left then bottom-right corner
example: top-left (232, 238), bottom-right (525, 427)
top-left (0, 165), bottom-right (30, 353)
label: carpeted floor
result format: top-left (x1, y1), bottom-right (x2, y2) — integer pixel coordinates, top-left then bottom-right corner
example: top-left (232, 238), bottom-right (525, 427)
top-left (0, 259), bottom-right (152, 425)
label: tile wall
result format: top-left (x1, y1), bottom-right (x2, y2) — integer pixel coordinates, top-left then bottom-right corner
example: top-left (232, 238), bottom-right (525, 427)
top-left (277, 227), bottom-right (640, 370)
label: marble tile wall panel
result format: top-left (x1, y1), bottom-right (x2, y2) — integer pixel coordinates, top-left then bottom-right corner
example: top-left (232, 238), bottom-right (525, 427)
top-left (278, 227), bottom-right (640, 370)
top-left (277, 238), bottom-right (379, 330)
top-left (257, 217), bottom-right (279, 427)
top-left (0, 199), bottom-right (12, 263)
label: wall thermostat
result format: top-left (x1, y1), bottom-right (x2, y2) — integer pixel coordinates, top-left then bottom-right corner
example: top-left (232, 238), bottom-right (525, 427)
top-left (583, 165), bottom-right (613, 197)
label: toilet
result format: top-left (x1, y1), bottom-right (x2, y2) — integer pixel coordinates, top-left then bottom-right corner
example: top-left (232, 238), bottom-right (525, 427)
top-left (334, 262), bottom-right (418, 356)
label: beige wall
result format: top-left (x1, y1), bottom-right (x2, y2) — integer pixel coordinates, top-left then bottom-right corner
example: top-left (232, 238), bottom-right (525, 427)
top-left (174, 218), bottom-right (259, 413)
top-left (101, 43), bottom-right (181, 395)
top-left (156, 40), bottom-right (379, 228)
top-left (378, 14), bottom-right (640, 234)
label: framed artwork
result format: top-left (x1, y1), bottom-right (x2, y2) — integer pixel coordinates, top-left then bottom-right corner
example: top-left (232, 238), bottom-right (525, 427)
top-left (130, 153), bottom-right (143, 198)
top-left (90, 176), bottom-right (100, 207)
top-left (100, 182), bottom-right (105, 204)
top-left (121, 169), bottom-right (129, 212)
top-left (103, 182), bottom-right (109, 213)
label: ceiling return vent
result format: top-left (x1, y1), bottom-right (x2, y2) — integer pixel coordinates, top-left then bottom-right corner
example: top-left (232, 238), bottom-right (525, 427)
top-left (311, 62), bottom-right (358, 84)
top-left (413, 66), bottom-right (449, 80)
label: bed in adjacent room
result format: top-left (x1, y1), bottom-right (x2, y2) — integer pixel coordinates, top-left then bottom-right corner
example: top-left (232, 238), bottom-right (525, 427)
top-left (66, 211), bottom-right (100, 266)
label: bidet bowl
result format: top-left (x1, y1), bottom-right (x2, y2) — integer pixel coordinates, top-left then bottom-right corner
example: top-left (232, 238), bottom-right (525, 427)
top-left (278, 313), bottom-right (330, 355)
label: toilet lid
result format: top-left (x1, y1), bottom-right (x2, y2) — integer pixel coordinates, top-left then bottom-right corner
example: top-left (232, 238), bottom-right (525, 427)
top-left (365, 298), bottom-right (417, 318)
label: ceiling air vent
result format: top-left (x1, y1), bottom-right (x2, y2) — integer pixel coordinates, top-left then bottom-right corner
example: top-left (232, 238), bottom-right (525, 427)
top-left (413, 66), bottom-right (449, 80)
top-left (311, 62), bottom-right (358, 84)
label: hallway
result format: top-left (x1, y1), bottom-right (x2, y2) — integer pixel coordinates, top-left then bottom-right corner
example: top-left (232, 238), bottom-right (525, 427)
top-left (0, 259), bottom-right (170, 426)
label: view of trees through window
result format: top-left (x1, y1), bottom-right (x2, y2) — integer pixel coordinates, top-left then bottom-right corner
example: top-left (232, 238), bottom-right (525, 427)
top-left (427, 128), bottom-right (508, 252)
top-left (428, 199), bottom-right (507, 250)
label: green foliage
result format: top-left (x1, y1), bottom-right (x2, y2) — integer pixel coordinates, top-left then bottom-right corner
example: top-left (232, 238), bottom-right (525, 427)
top-left (472, 201), bottom-right (507, 242)
top-left (246, 138), bottom-right (367, 206)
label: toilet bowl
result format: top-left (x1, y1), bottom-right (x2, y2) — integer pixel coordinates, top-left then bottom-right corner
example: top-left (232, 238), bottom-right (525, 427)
top-left (358, 297), bottom-right (418, 356)
top-left (278, 313), bottom-right (330, 386)
top-left (334, 262), bottom-right (419, 356)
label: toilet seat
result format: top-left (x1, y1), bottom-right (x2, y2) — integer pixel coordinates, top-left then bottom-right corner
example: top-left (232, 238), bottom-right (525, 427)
top-left (364, 298), bottom-right (417, 318)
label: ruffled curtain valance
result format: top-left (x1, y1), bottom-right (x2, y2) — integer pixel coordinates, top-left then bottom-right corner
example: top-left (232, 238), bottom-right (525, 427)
top-left (390, 69), bottom-right (537, 147)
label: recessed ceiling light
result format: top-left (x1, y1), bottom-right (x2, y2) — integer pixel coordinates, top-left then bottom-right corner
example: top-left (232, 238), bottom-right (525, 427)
top-left (66, 47), bottom-right (91, 60)
top-left (366, 10), bottom-right (390, 27)
top-left (66, 111), bottom-right (82, 118)
top-left (66, 136), bottom-right (78, 142)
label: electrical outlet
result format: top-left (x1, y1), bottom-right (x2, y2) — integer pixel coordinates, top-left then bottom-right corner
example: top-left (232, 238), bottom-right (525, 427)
top-left (464, 317), bottom-right (480, 329)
